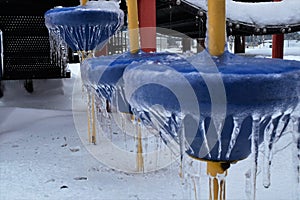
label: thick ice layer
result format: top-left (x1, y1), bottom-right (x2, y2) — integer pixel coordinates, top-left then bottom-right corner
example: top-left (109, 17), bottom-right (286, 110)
top-left (44, 1), bottom-right (124, 51)
top-left (81, 52), bottom-right (186, 113)
top-left (81, 51), bottom-right (300, 162)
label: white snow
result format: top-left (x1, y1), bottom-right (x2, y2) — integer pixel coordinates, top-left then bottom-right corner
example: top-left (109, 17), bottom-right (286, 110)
top-left (84, 0), bottom-right (123, 12)
top-left (186, 0), bottom-right (300, 26)
top-left (0, 46), bottom-right (299, 199)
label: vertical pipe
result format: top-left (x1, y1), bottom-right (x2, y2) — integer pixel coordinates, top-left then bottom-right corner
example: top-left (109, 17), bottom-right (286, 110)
top-left (272, 0), bottom-right (284, 59)
top-left (80, 0), bottom-right (88, 6)
top-left (95, 44), bottom-right (108, 57)
top-left (197, 38), bottom-right (206, 53)
top-left (208, 0), bottom-right (226, 56)
top-left (182, 37), bottom-right (191, 52)
top-left (207, 162), bottom-right (230, 200)
top-left (207, 0), bottom-right (228, 195)
top-left (137, 122), bottom-right (144, 172)
top-left (272, 34), bottom-right (284, 59)
top-left (127, 0), bottom-right (140, 54)
top-left (138, 0), bottom-right (156, 52)
top-left (234, 36), bottom-right (245, 54)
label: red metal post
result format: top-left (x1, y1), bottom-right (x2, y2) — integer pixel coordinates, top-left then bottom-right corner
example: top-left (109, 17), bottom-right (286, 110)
top-left (138, 0), bottom-right (156, 52)
top-left (95, 44), bottom-right (108, 57)
top-left (272, 0), bottom-right (284, 59)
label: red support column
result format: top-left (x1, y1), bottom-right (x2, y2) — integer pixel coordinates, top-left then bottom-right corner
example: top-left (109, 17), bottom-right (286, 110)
top-left (95, 44), bottom-right (108, 57)
top-left (272, 0), bottom-right (284, 59)
top-left (138, 0), bottom-right (156, 52)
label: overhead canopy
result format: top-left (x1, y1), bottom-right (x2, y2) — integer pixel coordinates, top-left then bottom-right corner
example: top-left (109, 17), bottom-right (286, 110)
top-left (120, 0), bottom-right (300, 38)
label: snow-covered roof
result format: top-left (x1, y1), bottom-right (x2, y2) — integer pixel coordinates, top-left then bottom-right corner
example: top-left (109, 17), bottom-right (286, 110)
top-left (186, 0), bottom-right (300, 26)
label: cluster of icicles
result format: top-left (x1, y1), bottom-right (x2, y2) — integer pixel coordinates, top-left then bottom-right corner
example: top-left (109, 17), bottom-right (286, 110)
top-left (48, 28), bottom-right (69, 68)
top-left (81, 81), bottom-right (300, 200)
top-left (47, 25), bottom-right (108, 63)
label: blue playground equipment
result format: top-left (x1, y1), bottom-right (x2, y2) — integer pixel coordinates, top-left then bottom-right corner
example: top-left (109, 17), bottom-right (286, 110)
top-left (82, 50), bottom-right (300, 162)
top-left (45, 0), bottom-right (300, 199)
top-left (44, 1), bottom-right (124, 54)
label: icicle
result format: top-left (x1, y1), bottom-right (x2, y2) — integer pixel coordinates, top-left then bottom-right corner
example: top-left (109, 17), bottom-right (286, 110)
top-left (262, 119), bottom-right (273, 189)
top-left (91, 93), bottom-right (97, 144)
top-left (248, 116), bottom-right (261, 200)
top-left (199, 118), bottom-right (211, 159)
top-left (87, 90), bottom-right (92, 143)
top-left (208, 174), bottom-right (226, 200)
top-left (143, 125), bottom-right (149, 171)
top-left (108, 112), bottom-right (113, 141)
top-left (216, 121), bottom-right (223, 160)
top-left (136, 118), bottom-right (144, 172)
top-left (292, 116), bottom-right (300, 200)
top-left (263, 113), bottom-right (281, 188)
top-left (86, 91), bottom-right (97, 144)
top-left (274, 113), bottom-right (291, 142)
top-left (121, 113), bottom-right (128, 150)
top-left (191, 162), bottom-right (202, 200)
top-left (155, 132), bottom-right (161, 170)
top-left (207, 161), bottom-right (229, 200)
top-left (245, 169), bottom-right (252, 200)
top-left (182, 154), bottom-right (202, 200)
top-left (226, 117), bottom-right (242, 159)
top-left (179, 123), bottom-right (186, 178)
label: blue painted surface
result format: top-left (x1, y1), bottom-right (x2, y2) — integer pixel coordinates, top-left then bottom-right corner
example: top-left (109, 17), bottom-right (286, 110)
top-left (44, 6), bottom-right (123, 51)
top-left (84, 51), bottom-right (300, 161)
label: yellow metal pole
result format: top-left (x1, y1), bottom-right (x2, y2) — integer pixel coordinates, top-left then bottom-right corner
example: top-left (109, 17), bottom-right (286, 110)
top-left (80, 0), bottom-right (88, 6)
top-left (87, 102), bottom-right (91, 143)
top-left (208, 0), bottom-right (226, 56)
top-left (80, 54), bottom-right (97, 145)
top-left (207, 161), bottom-right (230, 200)
top-left (127, 0), bottom-right (140, 53)
top-left (127, 0), bottom-right (143, 172)
top-left (136, 123), bottom-right (144, 172)
top-left (207, 0), bottom-right (227, 195)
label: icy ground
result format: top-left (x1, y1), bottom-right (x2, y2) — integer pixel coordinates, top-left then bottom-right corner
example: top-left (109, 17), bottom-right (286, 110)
top-left (0, 47), bottom-right (299, 200)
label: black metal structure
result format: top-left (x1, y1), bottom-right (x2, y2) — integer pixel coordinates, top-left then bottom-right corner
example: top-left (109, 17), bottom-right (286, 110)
top-left (156, 0), bottom-right (207, 39)
top-left (153, 0), bottom-right (300, 39)
top-left (0, 0), bottom-right (79, 95)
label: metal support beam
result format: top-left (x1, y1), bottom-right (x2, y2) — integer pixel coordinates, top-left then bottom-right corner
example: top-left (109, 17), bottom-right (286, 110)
top-left (138, 0), bottom-right (156, 52)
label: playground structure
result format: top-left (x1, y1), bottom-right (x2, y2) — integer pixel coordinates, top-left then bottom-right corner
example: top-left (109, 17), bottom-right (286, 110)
top-left (0, 0), bottom-right (84, 96)
top-left (44, 0), bottom-right (300, 200)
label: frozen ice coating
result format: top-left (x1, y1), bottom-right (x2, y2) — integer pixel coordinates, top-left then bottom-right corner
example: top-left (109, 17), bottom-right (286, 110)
top-left (44, 0), bottom-right (124, 52)
top-left (81, 51), bottom-right (300, 162)
top-left (186, 0), bottom-right (300, 26)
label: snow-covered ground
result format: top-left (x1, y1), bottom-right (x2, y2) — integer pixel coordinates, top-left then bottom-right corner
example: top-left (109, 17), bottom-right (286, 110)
top-left (0, 45), bottom-right (299, 200)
